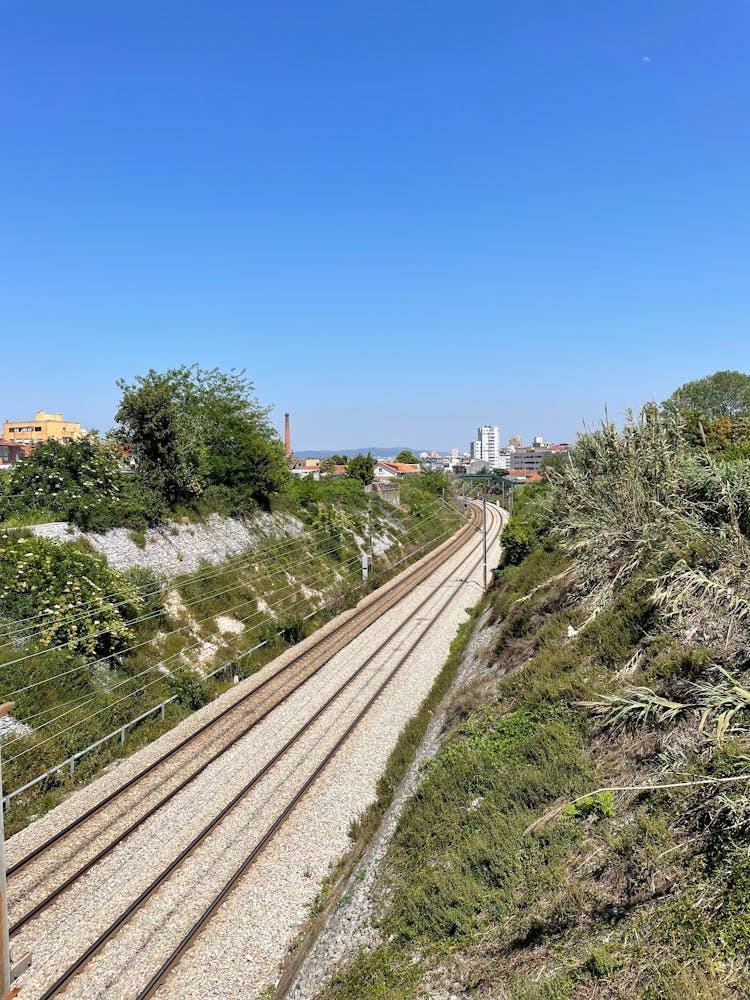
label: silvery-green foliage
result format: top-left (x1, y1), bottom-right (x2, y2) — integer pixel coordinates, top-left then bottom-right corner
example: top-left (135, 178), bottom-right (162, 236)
top-left (549, 404), bottom-right (750, 650)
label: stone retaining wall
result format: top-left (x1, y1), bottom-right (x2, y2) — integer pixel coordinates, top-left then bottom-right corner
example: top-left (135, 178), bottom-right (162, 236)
top-left (30, 511), bottom-right (306, 577)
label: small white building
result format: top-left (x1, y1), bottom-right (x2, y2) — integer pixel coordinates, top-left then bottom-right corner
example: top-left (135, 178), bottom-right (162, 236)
top-left (373, 461), bottom-right (420, 480)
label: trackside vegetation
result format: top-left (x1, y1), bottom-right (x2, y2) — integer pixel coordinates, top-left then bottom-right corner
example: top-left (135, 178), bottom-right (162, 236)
top-left (0, 364), bottom-right (467, 831)
top-left (0, 462), bottom-right (459, 834)
top-left (0, 365), bottom-right (290, 531)
top-left (319, 370), bottom-right (750, 1000)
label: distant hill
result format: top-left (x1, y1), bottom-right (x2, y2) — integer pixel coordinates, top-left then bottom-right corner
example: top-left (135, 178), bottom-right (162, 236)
top-left (296, 447), bottom-right (429, 459)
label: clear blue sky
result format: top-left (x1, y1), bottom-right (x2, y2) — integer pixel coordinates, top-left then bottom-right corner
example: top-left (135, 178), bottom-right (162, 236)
top-left (2, 1), bottom-right (749, 451)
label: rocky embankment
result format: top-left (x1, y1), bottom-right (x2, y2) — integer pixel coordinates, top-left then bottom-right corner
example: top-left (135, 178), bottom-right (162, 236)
top-left (29, 512), bottom-right (307, 576)
top-left (28, 509), bottom-right (402, 578)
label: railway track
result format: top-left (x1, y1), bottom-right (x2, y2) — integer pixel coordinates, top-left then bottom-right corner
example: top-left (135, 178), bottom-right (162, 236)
top-left (8, 504), bottom-right (481, 936)
top-left (23, 500), bottom-right (500, 1000)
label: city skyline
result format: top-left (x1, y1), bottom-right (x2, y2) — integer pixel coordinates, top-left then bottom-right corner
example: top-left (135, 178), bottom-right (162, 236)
top-left (4, 3), bottom-right (749, 449)
top-left (1, 400), bottom-right (569, 456)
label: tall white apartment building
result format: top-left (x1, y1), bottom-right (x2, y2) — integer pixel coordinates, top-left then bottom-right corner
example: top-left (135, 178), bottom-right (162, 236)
top-left (469, 425), bottom-right (501, 468)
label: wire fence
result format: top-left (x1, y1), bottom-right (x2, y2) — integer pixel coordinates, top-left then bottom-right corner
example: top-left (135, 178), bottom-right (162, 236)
top-left (2, 495), bottom-right (466, 810)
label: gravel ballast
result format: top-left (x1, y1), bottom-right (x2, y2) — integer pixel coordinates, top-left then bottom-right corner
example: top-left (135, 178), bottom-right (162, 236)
top-left (10, 504), bottom-right (502, 1000)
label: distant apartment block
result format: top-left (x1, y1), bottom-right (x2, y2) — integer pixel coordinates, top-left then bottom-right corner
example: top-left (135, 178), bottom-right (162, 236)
top-left (469, 425), bottom-right (502, 468)
top-left (510, 443), bottom-right (570, 473)
top-left (3, 410), bottom-right (83, 446)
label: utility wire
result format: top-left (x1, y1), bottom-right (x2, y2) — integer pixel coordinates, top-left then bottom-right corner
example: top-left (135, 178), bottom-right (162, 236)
top-left (6, 513), bottom-right (460, 733)
top-left (0, 498), bottom-right (447, 640)
top-left (0, 504), bottom-right (451, 667)
top-left (2, 553), bottom-right (363, 702)
top-left (7, 555), bottom-right (364, 744)
top-left (6, 516), bottom-right (461, 764)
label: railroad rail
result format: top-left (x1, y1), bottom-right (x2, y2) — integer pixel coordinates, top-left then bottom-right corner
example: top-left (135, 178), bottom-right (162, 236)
top-left (30, 501), bottom-right (499, 1000)
top-left (8, 504), bottom-right (481, 936)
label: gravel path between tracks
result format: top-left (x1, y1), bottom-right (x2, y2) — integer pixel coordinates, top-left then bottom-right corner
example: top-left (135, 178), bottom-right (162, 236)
top-left (6, 514), bottom-right (468, 872)
top-left (10, 504), bottom-right (501, 1000)
top-left (285, 547), bottom-right (506, 999)
top-left (149, 506), bottom-right (502, 1000)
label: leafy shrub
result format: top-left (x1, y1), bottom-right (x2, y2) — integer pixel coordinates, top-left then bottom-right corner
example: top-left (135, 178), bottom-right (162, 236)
top-left (280, 618), bottom-right (306, 644)
top-left (312, 502), bottom-right (356, 561)
top-left (0, 532), bottom-right (143, 655)
top-left (164, 663), bottom-right (209, 709)
top-left (0, 434), bottom-right (124, 531)
top-left (562, 791), bottom-right (615, 820)
top-left (281, 475), bottom-right (367, 516)
top-left (503, 519), bottom-right (539, 565)
top-left (503, 483), bottom-right (552, 566)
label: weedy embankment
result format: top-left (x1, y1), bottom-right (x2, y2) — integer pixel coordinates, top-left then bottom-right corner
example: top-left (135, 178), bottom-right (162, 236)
top-left (319, 405), bottom-right (750, 1000)
top-left (1, 474), bottom-right (458, 833)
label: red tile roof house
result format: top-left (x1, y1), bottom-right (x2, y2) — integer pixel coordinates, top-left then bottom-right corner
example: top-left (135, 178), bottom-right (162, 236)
top-left (373, 461), bottom-right (421, 479)
top-left (505, 469), bottom-right (544, 482)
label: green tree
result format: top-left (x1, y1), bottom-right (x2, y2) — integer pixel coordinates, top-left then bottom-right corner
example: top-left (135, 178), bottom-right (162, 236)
top-left (346, 452), bottom-right (375, 485)
top-left (115, 365), bottom-right (288, 511)
top-left (320, 454), bottom-right (349, 473)
top-left (666, 370), bottom-right (750, 420)
top-left (165, 663), bottom-right (209, 709)
top-left (679, 409), bottom-right (750, 458)
top-left (413, 469), bottom-right (447, 495)
top-left (395, 449), bottom-right (419, 464)
top-left (114, 370), bottom-right (198, 505)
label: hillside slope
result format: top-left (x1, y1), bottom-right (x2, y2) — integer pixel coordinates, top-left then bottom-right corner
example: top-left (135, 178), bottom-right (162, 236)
top-left (316, 408), bottom-right (750, 1000)
top-left (2, 477), bottom-right (459, 832)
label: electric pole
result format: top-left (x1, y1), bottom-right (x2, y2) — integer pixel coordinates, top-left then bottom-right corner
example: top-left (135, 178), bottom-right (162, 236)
top-left (367, 499), bottom-right (373, 567)
top-left (482, 488), bottom-right (488, 589)
top-left (0, 701), bottom-right (30, 997)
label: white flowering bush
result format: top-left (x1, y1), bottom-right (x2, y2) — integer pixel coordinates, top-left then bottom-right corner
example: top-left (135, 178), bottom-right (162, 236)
top-left (0, 532), bottom-right (143, 656)
top-left (0, 434), bottom-right (123, 530)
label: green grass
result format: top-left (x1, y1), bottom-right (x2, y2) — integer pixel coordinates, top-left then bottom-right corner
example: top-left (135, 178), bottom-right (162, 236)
top-left (0, 508), bottom-right (64, 527)
top-left (3, 487), bottom-right (460, 833)
top-left (315, 524), bottom-right (750, 999)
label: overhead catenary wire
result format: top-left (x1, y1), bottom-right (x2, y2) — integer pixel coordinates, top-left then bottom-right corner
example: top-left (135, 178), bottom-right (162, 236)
top-left (0, 497), bottom-right (449, 642)
top-left (5, 554), bottom-right (366, 759)
top-left (3, 512), bottom-right (459, 719)
top-left (9, 549), bottom-right (368, 730)
top-left (0, 501), bottom-right (455, 676)
top-left (0, 494), bottom-right (450, 638)
top-left (2, 549), bottom-right (365, 706)
top-left (0, 509), bottom-right (376, 639)
top-left (0, 500), bottom-right (456, 670)
top-left (3, 512), bottom-right (467, 766)
top-left (0, 539), bottom-right (357, 673)
top-left (0, 515), bottom-right (379, 640)
top-left (4, 555), bottom-right (366, 753)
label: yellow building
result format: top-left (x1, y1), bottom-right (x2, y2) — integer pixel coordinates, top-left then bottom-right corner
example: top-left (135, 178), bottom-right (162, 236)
top-left (3, 410), bottom-right (84, 446)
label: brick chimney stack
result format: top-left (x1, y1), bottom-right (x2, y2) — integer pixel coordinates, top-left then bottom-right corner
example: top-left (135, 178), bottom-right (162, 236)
top-left (284, 413), bottom-right (291, 457)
